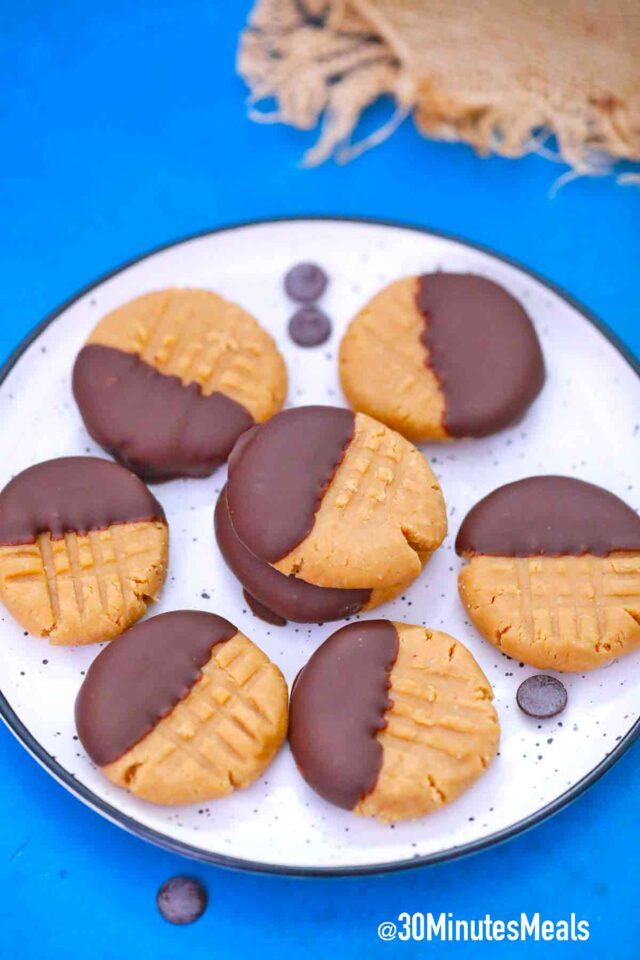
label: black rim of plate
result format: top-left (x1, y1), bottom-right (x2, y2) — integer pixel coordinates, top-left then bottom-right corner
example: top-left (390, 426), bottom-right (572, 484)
top-left (0, 216), bottom-right (638, 878)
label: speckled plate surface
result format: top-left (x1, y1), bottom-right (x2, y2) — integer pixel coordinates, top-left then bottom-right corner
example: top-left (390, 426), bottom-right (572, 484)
top-left (0, 218), bottom-right (638, 875)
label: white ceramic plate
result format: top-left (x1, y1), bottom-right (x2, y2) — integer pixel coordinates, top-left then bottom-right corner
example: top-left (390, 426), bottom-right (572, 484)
top-left (0, 218), bottom-right (638, 875)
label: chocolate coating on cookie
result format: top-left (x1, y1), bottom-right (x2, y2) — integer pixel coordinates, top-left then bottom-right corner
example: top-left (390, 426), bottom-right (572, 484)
top-left (226, 406), bottom-right (355, 563)
top-left (75, 611), bottom-right (236, 766)
top-left (0, 456), bottom-right (165, 546)
top-left (289, 620), bottom-right (398, 809)
top-left (417, 273), bottom-right (545, 436)
top-left (73, 344), bottom-right (254, 482)
top-left (456, 476), bottom-right (640, 558)
top-left (243, 589), bottom-right (288, 627)
top-left (215, 486), bottom-right (369, 623)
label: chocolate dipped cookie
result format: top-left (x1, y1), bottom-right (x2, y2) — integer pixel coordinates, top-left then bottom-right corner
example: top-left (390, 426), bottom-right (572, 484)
top-left (73, 289), bottom-right (287, 482)
top-left (75, 611), bottom-right (288, 804)
top-left (215, 485), bottom-right (371, 624)
top-left (217, 406), bottom-right (447, 623)
top-left (456, 476), bottom-right (640, 672)
top-left (289, 620), bottom-right (499, 821)
top-left (0, 457), bottom-right (168, 644)
top-left (339, 273), bottom-right (545, 440)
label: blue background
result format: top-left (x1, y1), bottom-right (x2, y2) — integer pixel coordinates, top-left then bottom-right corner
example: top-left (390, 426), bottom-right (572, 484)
top-left (1, 2), bottom-right (638, 957)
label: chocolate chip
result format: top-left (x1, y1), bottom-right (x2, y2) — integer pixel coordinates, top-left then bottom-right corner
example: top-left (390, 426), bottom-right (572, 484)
top-left (517, 675), bottom-right (567, 719)
top-left (284, 263), bottom-right (328, 303)
top-left (288, 306), bottom-right (331, 347)
top-left (156, 876), bottom-right (207, 925)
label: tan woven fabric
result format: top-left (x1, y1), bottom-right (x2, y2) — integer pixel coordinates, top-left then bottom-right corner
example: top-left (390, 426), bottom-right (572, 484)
top-left (238, 0), bottom-right (640, 171)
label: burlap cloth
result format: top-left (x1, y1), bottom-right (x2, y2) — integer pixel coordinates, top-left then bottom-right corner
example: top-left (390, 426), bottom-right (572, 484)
top-left (238, 0), bottom-right (640, 173)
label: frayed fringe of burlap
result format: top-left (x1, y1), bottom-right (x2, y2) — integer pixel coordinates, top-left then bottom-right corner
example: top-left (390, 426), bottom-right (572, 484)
top-left (237, 0), bottom-right (640, 179)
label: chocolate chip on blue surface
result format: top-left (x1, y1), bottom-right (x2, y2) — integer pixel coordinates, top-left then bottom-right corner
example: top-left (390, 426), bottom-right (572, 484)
top-left (288, 306), bottom-right (331, 347)
top-left (284, 262), bottom-right (328, 303)
top-left (156, 876), bottom-right (207, 925)
top-left (516, 675), bottom-right (567, 719)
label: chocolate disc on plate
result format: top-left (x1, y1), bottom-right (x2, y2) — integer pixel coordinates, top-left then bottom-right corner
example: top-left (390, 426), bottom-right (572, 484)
top-left (284, 262), bottom-right (328, 303)
top-left (288, 306), bottom-right (332, 347)
top-left (517, 675), bottom-right (568, 719)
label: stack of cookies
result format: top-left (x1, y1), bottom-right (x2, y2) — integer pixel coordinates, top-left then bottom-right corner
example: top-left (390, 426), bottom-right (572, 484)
top-left (215, 404), bottom-right (448, 625)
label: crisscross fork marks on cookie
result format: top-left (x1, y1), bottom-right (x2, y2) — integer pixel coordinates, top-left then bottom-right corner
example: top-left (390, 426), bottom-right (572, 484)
top-left (88, 289), bottom-right (286, 421)
top-left (356, 288), bottom-right (430, 394)
top-left (0, 521), bottom-right (167, 644)
top-left (339, 277), bottom-right (447, 439)
top-left (587, 553), bottom-right (608, 651)
top-left (459, 553), bottom-right (640, 671)
top-left (63, 531), bottom-right (86, 618)
top-left (380, 664), bottom-right (497, 767)
top-left (104, 632), bottom-right (288, 804)
top-left (36, 532), bottom-right (61, 624)
top-left (140, 302), bottom-right (266, 402)
top-left (87, 528), bottom-right (115, 618)
top-left (153, 662), bottom-right (268, 776)
top-left (330, 417), bottom-right (406, 518)
top-left (331, 414), bottom-right (445, 537)
top-left (357, 626), bottom-right (498, 822)
top-left (274, 413), bottom-right (447, 590)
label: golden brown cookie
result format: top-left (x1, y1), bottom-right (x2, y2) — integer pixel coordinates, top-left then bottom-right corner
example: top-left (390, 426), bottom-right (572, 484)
top-left (339, 273), bottom-right (544, 440)
top-left (224, 406), bottom-right (447, 601)
top-left (72, 288), bottom-right (287, 481)
top-left (215, 483), bottom-right (415, 626)
top-left (0, 457), bottom-right (168, 645)
top-left (289, 620), bottom-right (499, 822)
top-left (75, 611), bottom-right (288, 805)
top-left (456, 476), bottom-right (640, 672)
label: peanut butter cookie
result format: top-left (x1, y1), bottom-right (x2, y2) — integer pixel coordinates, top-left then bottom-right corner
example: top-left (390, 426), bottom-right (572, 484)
top-left (456, 476), bottom-right (640, 672)
top-left (289, 620), bottom-right (499, 821)
top-left (215, 484), bottom-right (415, 625)
top-left (75, 610), bottom-right (289, 805)
top-left (73, 288), bottom-right (287, 482)
top-left (224, 406), bottom-right (447, 601)
top-left (339, 274), bottom-right (544, 440)
top-left (0, 457), bottom-right (168, 645)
